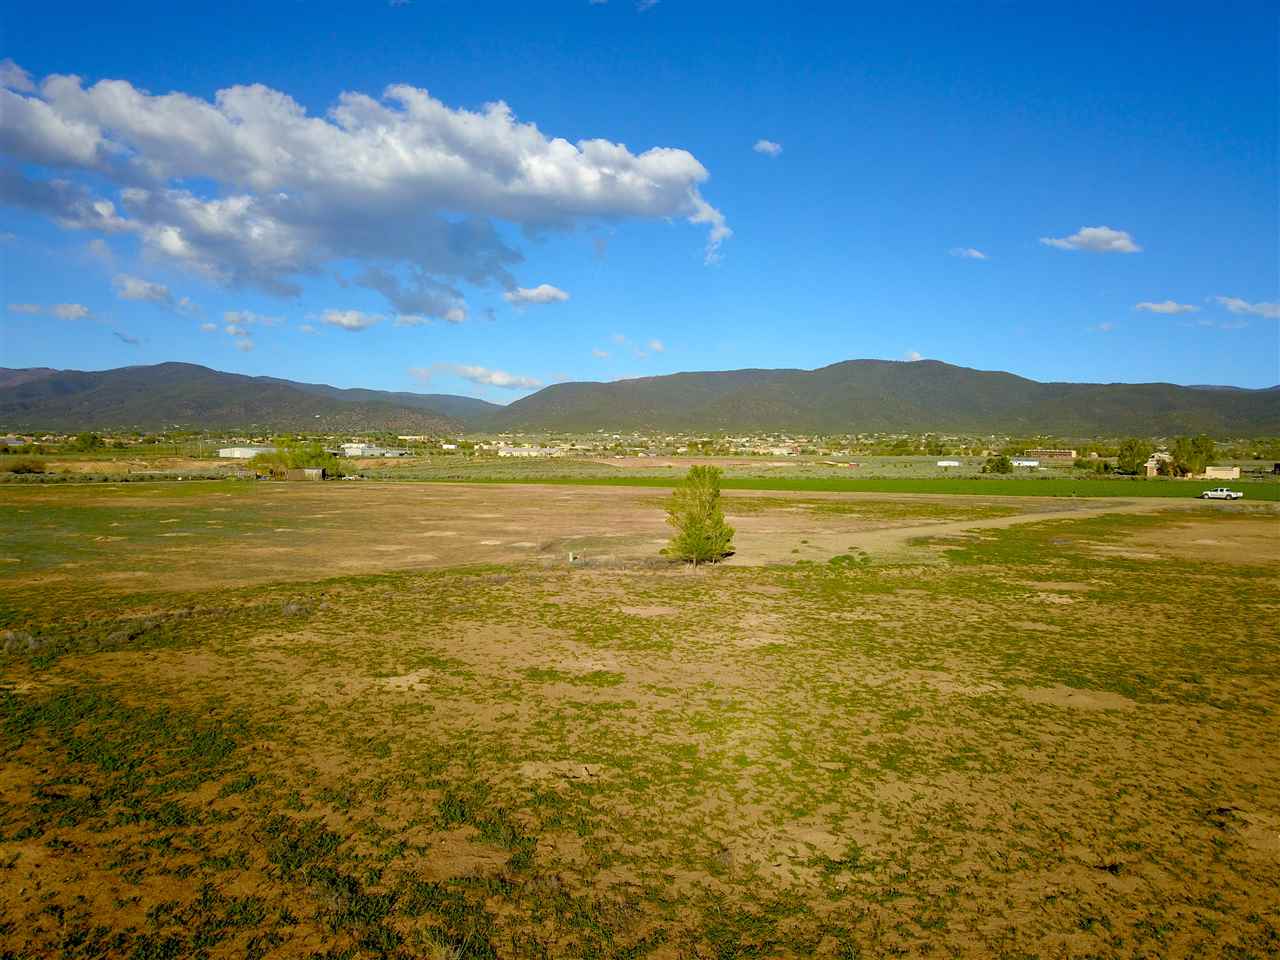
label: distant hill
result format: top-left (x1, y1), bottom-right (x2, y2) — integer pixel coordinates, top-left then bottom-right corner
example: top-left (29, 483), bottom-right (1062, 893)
top-left (0, 363), bottom-right (497, 433)
top-left (3, 360), bottom-right (1276, 436)
top-left (489, 360), bottom-right (1280, 436)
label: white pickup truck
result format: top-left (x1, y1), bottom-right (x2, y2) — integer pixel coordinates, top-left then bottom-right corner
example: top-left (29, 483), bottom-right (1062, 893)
top-left (1199, 487), bottom-right (1244, 500)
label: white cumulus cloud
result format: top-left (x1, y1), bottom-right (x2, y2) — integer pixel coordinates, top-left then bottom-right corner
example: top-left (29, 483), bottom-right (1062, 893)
top-left (409, 364), bottom-right (541, 390)
top-left (1215, 296), bottom-right (1280, 319)
top-left (0, 63), bottom-right (730, 316)
top-left (503, 284), bottom-right (570, 306)
top-left (450, 364), bottom-right (542, 389)
top-left (753, 139), bottom-right (782, 157)
top-left (0, 59), bottom-right (34, 93)
top-left (1135, 300), bottom-right (1197, 314)
top-left (1039, 226), bottom-right (1141, 253)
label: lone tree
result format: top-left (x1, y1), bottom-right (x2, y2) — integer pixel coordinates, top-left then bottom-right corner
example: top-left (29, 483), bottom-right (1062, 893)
top-left (665, 466), bottom-right (735, 566)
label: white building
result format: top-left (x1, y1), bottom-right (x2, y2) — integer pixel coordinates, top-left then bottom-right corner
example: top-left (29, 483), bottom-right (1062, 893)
top-left (218, 446), bottom-right (277, 459)
top-left (498, 446), bottom-right (552, 457)
top-left (1011, 458), bottom-right (1040, 467)
top-left (936, 460), bottom-right (961, 468)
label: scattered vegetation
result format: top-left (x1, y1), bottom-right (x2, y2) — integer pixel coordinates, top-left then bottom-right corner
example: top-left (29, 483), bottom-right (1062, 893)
top-left (0, 457), bottom-right (45, 474)
top-left (0, 481), bottom-right (1277, 955)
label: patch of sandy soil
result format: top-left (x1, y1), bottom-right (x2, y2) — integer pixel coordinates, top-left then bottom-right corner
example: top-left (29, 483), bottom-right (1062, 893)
top-left (1114, 515), bottom-right (1280, 566)
top-left (1016, 684), bottom-right (1137, 712)
top-left (418, 827), bottom-right (509, 882)
top-left (519, 760), bottom-right (606, 782)
top-left (619, 605), bottom-right (678, 617)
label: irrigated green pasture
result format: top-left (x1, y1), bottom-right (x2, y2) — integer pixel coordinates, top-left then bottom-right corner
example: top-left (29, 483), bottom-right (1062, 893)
top-left (1, 481), bottom-right (1277, 958)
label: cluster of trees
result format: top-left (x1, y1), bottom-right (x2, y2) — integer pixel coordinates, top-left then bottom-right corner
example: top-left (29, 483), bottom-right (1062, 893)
top-left (982, 454), bottom-right (1013, 474)
top-left (664, 466), bottom-right (735, 565)
top-left (1116, 435), bottom-right (1218, 476)
top-left (250, 440), bottom-right (343, 477)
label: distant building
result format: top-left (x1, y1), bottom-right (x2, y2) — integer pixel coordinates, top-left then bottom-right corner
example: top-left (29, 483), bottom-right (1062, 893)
top-left (218, 446), bottom-right (277, 459)
top-left (1199, 466), bottom-right (1240, 480)
top-left (498, 446), bottom-right (553, 457)
top-left (936, 460), bottom-right (961, 468)
top-left (1144, 451), bottom-right (1173, 477)
top-left (1025, 449), bottom-right (1077, 461)
top-left (339, 443), bottom-right (408, 458)
top-left (1011, 458), bottom-right (1040, 467)
top-left (285, 467), bottom-right (327, 481)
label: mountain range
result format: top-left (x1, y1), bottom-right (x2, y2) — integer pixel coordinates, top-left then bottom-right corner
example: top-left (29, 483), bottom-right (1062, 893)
top-left (1, 361), bottom-right (1277, 436)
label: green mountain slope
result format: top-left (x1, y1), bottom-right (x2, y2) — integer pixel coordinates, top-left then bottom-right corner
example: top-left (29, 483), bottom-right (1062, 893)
top-left (488, 360), bottom-right (1280, 435)
top-left (3, 359), bottom-right (1275, 436)
top-left (0, 363), bottom-right (477, 433)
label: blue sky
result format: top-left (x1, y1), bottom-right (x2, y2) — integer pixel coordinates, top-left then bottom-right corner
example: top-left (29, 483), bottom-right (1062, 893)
top-left (1, 1), bottom-right (1276, 399)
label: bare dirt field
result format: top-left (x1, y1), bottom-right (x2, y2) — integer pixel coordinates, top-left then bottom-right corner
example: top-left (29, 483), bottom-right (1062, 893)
top-left (1, 481), bottom-right (1277, 958)
top-left (0, 480), bottom-right (1241, 600)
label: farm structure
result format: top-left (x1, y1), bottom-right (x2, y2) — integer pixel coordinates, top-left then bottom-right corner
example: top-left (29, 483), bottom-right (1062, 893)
top-left (217, 446), bottom-right (277, 459)
top-left (285, 468), bottom-right (327, 481)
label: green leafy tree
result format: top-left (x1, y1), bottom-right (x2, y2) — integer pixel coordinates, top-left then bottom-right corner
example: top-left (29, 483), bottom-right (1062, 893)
top-left (69, 432), bottom-right (104, 452)
top-left (1166, 434), bottom-right (1217, 476)
top-left (982, 454), bottom-right (1013, 474)
top-left (1116, 438), bottom-right (1153, 474)
top-left (665, 466), bottom-right (735, 566)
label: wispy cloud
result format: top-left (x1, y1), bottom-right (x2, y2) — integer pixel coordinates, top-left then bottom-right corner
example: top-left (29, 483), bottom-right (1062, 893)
top-left (410, 364), bottom-right (543, 390)
top-left (113, 274), bottom-right (198, 313)
top-left (9, 302), bottom-right (92, 320)
top-left (1040, 226), bottom-right (1141, 253)
top-left (591, 348), bottom-right (610, 359)
top-left (224, 309), bottom-right (283, 327)
top-left (948, 247), bottom-right (987, 260)
top-left (320, 309), bottom-right (381, 331)
top-left (1215, 296), bottom-right (1279, 319)
top-left (1135, 300), bottom-right (1197, 314)
top-left (753, 139), bottom-right (782, 157)
top-left (503, 284), bottom-right (570, 306)
top-left (51, 303), bottom-right (90, 320)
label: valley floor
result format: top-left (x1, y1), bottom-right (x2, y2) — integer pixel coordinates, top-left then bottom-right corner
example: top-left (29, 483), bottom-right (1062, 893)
top-left (1, 482), bottom-right (1277, 958)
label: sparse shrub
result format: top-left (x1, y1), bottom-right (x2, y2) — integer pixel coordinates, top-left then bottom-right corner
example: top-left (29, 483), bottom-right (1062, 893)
top-left (664, 466), bottom-right (735, 566)
top-left (1, 629), bottom-right (41, 653)
top-left (1, 457), bottom-right (45, 474)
